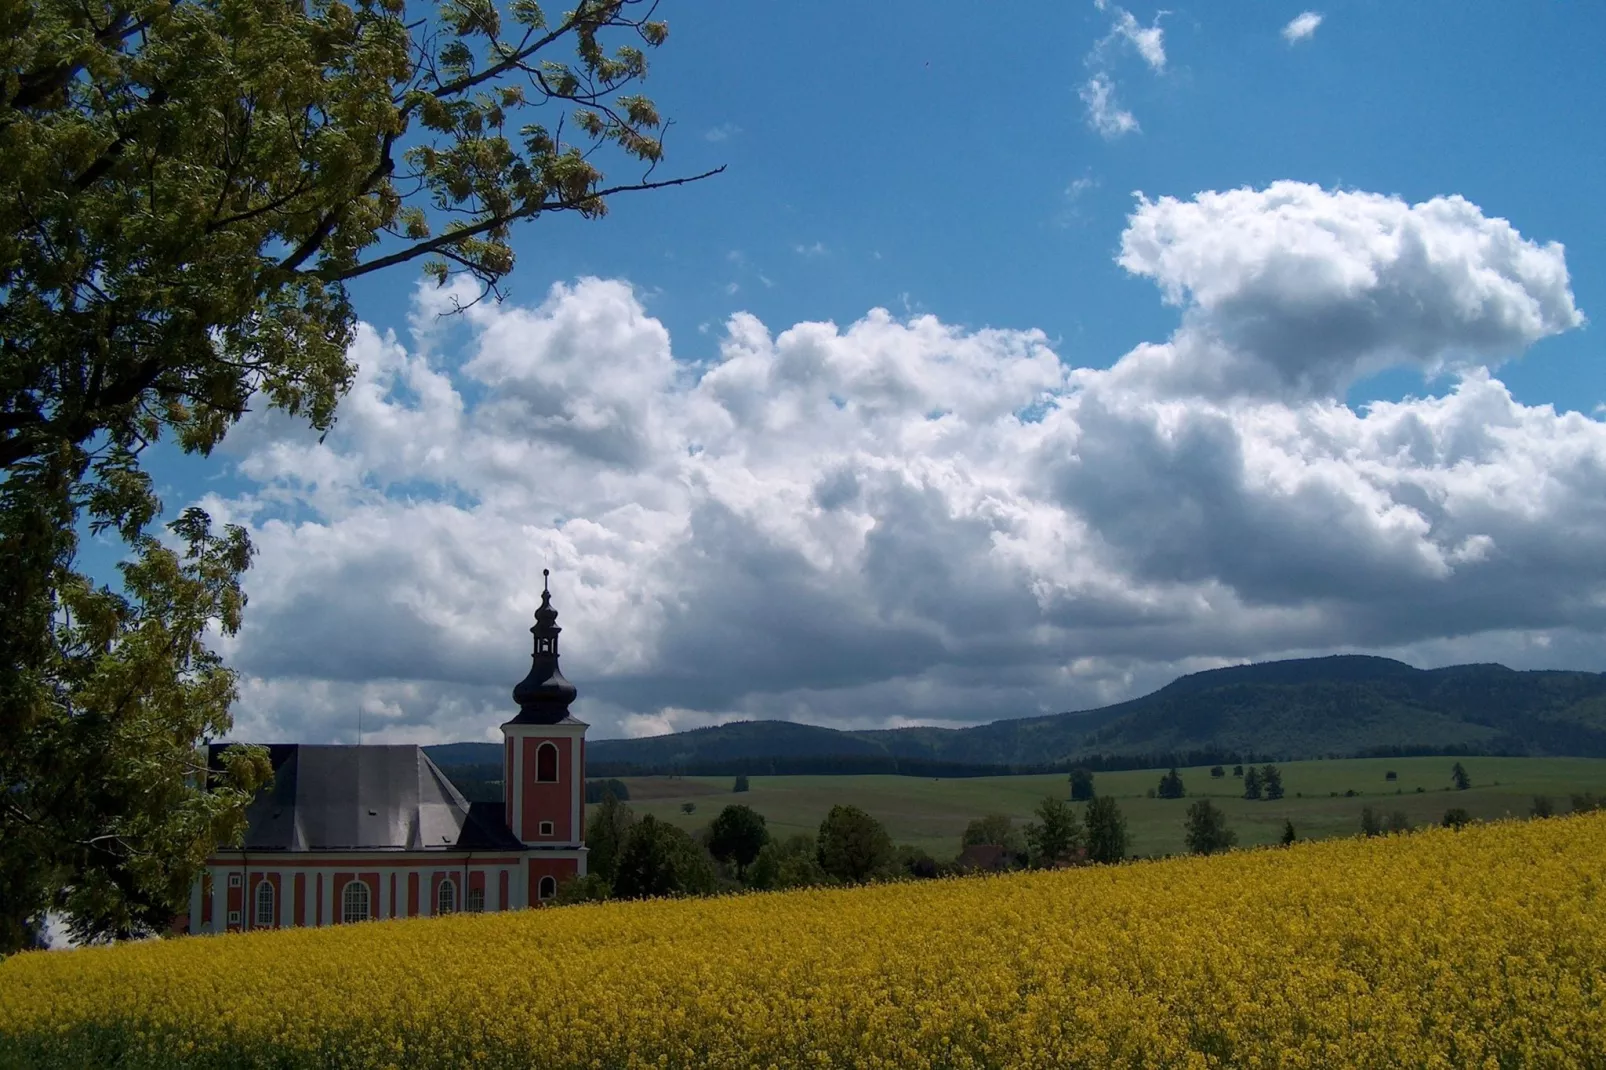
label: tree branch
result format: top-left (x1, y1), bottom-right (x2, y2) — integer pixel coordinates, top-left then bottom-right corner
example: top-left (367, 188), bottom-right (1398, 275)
top-left (324, 164), bottom-right (724, 283)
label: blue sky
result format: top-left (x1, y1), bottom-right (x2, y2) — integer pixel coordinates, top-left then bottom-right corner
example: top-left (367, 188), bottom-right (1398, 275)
top-left (136, 1), bottom-right (1606, 744)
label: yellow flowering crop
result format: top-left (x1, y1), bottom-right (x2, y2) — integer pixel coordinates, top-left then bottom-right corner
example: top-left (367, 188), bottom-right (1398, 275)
top-left (4, 815), bottom-right (1606, 1069)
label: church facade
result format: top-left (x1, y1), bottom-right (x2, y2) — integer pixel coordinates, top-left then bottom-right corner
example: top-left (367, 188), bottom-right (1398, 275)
top-left (188, 572), bottom-right (588, 933)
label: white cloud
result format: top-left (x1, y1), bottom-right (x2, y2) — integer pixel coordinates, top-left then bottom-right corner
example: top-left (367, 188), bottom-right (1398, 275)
top-left (1109, 9), bottom-right (1167, 71)
top-left (704, 122), bottom-right (742, 142)
top-left (794, 241), bottom-right (828, 257)
top-left (1081, 4), bottom-right (1165, 136)
top-left (1080, 75), bottom-right (1140, 139)
top-left (1282, 12), bottom-right (1323, 43)
top-left (210, 185), bottom-right (1599, 744)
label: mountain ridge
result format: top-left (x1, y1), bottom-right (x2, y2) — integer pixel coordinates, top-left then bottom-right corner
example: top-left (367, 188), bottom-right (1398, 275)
top-left (425, 655), bottom-right (1606, 775)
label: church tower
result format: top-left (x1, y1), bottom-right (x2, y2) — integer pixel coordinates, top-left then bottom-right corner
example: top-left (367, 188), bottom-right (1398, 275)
top-left (502, 570), bottom-right (588, 899)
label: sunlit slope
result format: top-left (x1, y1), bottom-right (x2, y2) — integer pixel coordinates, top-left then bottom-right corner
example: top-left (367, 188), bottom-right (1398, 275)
top-left (5, 816), bottom-right (1606, 1069)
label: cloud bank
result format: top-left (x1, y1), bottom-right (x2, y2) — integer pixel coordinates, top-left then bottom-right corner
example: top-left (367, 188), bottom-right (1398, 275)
top-left (209, 183), bottom-right (1596, 745)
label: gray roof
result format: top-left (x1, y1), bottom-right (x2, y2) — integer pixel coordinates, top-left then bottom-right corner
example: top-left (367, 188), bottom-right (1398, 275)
top-left (210, 744), bottom-right (525, 852)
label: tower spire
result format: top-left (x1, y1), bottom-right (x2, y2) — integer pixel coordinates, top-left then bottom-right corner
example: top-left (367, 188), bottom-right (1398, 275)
top-left (510, 569), bottom-right (577, 723)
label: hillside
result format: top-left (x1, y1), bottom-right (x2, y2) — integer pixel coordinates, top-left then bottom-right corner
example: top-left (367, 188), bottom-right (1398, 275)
top-left (426, 655), bottom-right (1606, 775)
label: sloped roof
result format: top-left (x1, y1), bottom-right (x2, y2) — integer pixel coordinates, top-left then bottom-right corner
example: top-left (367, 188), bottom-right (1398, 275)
top-left (209, 744), bottom-right (524, 852)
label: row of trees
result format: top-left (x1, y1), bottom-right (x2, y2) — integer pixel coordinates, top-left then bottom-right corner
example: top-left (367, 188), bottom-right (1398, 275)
top-left (961, 796), bottom-right (1131, 868)
top-left (575, 794), bottom-right (936, 902)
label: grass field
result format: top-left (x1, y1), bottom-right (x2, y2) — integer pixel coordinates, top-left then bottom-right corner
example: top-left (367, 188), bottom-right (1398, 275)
top-left (620, 755), bottom-right (1606, 858)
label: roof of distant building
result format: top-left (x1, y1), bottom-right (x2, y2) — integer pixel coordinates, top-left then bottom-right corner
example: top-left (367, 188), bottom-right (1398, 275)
top-left (207, 743), bottom-right (525, 852)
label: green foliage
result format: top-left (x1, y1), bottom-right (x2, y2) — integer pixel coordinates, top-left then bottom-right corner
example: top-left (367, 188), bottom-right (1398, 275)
top-left (552, 873), bottom-right (612, 905)
top-left (706, 804), bottom-right (768, 877)
top-left (1024, 796), bottom-right (1084, 867)
top-left (1232, 765), bottom-right (1244, 777)
top-left (0, 505), bottom-right (272, 950)
top-left (1532, 795), bottom-right (1556, 818)
top-left (584, 792), bottom-right (636, 884)
top-left (960, 814), bottom-right (1023, 856)
top-left (1385, 770), bottom-right (1399, 781)
top-left (1571, 793), bottom-right (1602, 814)
top-left (680, 802), bottom-right (696, 815)
top-left (1, 0), bottom-right (715, 952)
top-left (1243, 767), bottom-right (1263, 800)
top-left (1209, 765), bottom-right (1225, 778)
top-left (733, 774), bottom-right (749, 793)
top-left (1280, 819), bottom-right (1297, 846)
top-left (892, 844), bottom-right (939, 880)
top-left (1068, 767), bottom-right (1095, 801)
top-left (749, 833), bottom-right (829, 891)
top-left (1083, 796), bottom-right (1128, 864)
top-left (1183, 800), bottom-right (1236, 856)
top-left (816, 805), bottom-right (892, 883)
top-left (1261, 764), bottom-right (1285, 800)
top-left (1360, 806), bottom-right (1383, 837)
top-left (1384, 811), bottom-right (1411, 834)
top-left (1452, 762), bottom-right (1471, 791)
top-left (1157, 767), bottom-right (1185, 799)
top-left (1442, 808), bottom-right (1473, 830)
top-left (612, 815), bottom-right (715, 899)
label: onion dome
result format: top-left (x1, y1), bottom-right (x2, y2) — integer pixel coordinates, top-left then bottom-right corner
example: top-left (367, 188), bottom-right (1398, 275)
top-left (509, 570), bottom-right (577, 724)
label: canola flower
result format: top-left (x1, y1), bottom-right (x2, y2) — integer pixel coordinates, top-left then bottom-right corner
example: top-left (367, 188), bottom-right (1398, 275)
top-left (3, 815), bottom-right (1606, 1069)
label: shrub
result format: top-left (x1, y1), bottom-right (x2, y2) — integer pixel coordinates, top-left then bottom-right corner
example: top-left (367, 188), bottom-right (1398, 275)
top-left (1442, 808), bottom-right (1473, 830)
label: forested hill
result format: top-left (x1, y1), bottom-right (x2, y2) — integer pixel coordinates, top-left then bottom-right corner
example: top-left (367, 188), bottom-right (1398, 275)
top-left (426, 655), bottom-right (1606, 776)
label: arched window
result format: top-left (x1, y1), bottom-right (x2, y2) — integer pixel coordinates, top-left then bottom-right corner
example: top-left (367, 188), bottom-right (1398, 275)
top-left (538, 876), bottom-right (557, 901)
top-left (466, 887), bottom-right (485, 913)
top-left (437, 878), bottom-right (456, 915)
top-left (342, 880), bottom-right (370, 924)
top-left (254, 880), bottom-right (275, 928)
top-left (536, 742), bottom-right (559, 783)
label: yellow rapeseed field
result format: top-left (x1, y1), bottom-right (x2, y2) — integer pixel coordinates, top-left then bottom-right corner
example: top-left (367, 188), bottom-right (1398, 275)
top-left (3, 815), bottom-right (1606, 1069)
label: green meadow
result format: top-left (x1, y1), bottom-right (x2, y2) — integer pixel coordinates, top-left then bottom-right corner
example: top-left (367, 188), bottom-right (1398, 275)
top-left (621, 755), bottom-right (1606, 859)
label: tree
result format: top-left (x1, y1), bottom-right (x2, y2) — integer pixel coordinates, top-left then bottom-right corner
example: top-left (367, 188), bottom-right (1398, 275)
top-left (1442, 808), bottom-right (1472, 830)
top-left (961, 814), bottom-right (1023, 856)
top-left (584, 792), bottom-right (637, 884)
top-left (1261, 764), bottom-right (1284, 801)
top-left (1183, 800), bottom-right (1236, 856)
top-left (707, 804), bottom-right (769, 879)
top-left (1532, 795), bottom-right (1556, 818)
top-left (816, 806), bottom-right (892, 883)
top-left (1451, 762), bottom-right (1471, 791)
top-left (1068, 767), bottom-right (1095, 801)
top-left (680, 802), bottom-right (697, 815)
top-left (1243, 766), bottom-right (1264, 800)
top-left (1, 0), bottom-right (717, 952)
top-left (1572, 793), bottom-right (1604, 814)
top-left (1231, 764), bottom-right (1244, 778)
top-left (1024, 796), bottom-right (1084, 867)
top-left (612, 815), bottom-right (716, 899)
top-left (749, 833), bottom-right (828, 891)
top-left (732, 774), bottom-right (750, 793)
top-left (1157, 767), bottom-right (1186, 799)
top-left (1209, 765), bottom-right (1225, 779)
top-left (1083, 797), bottom-right (1128, 864)
top-left (1280, 819), bottom-right (1296, 846)
top-left (551, 873), bottom-right (612, 905)
top-left (1384, 811), bottom-right (1411, 834)
top-left (1360, 806), bottom-right (1383, 837)
top-left (1385, 770), bottom-right (1398, 782)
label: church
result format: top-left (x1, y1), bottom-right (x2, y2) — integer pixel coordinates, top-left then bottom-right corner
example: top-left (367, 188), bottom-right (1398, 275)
top-left (188, 571), bottom-right (587, 933)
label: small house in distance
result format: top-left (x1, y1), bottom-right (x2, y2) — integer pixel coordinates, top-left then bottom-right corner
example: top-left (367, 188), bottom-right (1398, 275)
top-left (188, 571), bottom-right (587, 933)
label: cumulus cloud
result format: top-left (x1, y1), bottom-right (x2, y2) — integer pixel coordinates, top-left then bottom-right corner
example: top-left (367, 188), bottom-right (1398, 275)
top-left (1282, 12), bottom-right (1323, 43)
top-left (1112, 182), bottom-right (1582, 398)
top-left (210, 183), bottom-right (1598, 744)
